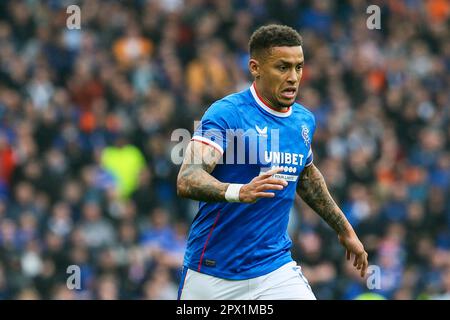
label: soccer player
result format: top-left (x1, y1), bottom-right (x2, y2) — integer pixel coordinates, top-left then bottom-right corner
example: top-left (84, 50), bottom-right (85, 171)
top-left (176, 24), bottom-right (368, 300)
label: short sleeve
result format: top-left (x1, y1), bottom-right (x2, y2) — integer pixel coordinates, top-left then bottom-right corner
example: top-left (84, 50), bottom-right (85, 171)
top-left (304, 113), bottom-right (316, 167)
top-left (192, 101), bottom-right (236, 155)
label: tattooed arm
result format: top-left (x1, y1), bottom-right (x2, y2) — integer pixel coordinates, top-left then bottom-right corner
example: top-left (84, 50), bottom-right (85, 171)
top-left (177, 141), bottom-right (287, 203)
top-left (296, 164), bottom-right (369, 277)
top-left (177, 140), bottom-right (228, 202)
top-left (296, 164), bottom-right (350, 234)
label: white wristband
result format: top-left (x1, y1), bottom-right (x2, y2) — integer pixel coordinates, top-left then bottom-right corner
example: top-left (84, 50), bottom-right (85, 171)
top-left (225, 184), bottom-right (244, 202)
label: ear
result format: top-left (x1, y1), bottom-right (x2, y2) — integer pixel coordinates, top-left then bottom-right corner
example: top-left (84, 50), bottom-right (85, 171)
top-left (248, 58), bottom-right (260, 79)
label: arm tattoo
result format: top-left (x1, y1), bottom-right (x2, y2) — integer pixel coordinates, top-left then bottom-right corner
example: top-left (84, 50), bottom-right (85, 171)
top-left (177, 142), bottom-right (229, 202)
top-left (296, 164), bottom-right (349, 234)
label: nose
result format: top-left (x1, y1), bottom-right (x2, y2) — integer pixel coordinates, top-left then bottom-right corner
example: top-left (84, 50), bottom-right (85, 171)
top-left (287, 68), bottom-right (300, 84)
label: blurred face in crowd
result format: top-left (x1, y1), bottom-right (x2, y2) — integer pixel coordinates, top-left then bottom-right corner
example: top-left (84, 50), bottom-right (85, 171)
top-left (249, 46), bottom-right (304, 110)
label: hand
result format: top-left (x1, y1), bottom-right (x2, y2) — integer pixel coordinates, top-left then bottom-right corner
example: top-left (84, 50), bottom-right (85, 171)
top-left (338, 232), bottom-right (369, 278)
top-left (239, 167), bottom-right (288, 203)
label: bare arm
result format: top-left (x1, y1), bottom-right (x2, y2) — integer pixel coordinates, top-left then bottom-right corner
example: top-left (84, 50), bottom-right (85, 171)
top-left (177, 141), bottom-right (287, 203)
top-left (297, 164), bottom-right (368, 277)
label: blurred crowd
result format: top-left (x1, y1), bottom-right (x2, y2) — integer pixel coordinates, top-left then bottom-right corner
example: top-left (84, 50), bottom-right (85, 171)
top-left (0, 0), bottom-right (449, 300)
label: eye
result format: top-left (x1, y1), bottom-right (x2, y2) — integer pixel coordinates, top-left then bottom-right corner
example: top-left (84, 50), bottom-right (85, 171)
top-left (278, 65), bottom-right (287, 72)
top-left (296, 64), bottom-right (303, 71)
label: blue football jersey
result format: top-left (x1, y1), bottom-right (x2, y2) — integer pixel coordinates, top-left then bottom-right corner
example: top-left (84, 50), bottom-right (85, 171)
top-left (184, 83), bottom-right (316, 280)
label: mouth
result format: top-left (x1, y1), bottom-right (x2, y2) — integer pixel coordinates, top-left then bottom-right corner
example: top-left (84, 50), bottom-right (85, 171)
top-left (280, 87), bottom-right (297, 100)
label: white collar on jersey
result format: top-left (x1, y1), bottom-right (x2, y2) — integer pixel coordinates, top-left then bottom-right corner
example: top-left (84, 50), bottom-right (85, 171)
top-left (249, 82), bottom-right (293, 118)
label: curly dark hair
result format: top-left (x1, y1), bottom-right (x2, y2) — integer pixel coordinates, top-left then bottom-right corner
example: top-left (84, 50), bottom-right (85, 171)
top-left (249, 24), bottom-right (303, 58)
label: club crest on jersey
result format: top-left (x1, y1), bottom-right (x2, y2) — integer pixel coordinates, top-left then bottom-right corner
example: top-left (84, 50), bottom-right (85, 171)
top-left (255, 125), bottom-right (268, 138)
top-left (301, 125), bottom-right (310, 147)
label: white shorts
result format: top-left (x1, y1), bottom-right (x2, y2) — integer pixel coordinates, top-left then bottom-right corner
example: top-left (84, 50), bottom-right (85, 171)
top-left (179, 261), bottom-right (316, 300)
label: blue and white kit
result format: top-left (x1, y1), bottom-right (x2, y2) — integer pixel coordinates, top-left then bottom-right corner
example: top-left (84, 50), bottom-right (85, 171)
top-left (179, 83), bottom-right (317, 300)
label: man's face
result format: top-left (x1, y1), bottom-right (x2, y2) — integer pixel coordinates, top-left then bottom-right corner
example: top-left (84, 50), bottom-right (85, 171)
top-left (250, 46), bottom-right (304, 109)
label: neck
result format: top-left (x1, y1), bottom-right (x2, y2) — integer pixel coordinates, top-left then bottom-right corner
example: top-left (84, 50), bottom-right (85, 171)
top-left (253, 81), bottom-right (290, 112)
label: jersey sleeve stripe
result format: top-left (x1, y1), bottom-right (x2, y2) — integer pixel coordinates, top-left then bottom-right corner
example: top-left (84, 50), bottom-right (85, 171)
top-left (191, 136), bottom-right (224, 154)
top-left (305, 147), bottom-right (313, 166)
